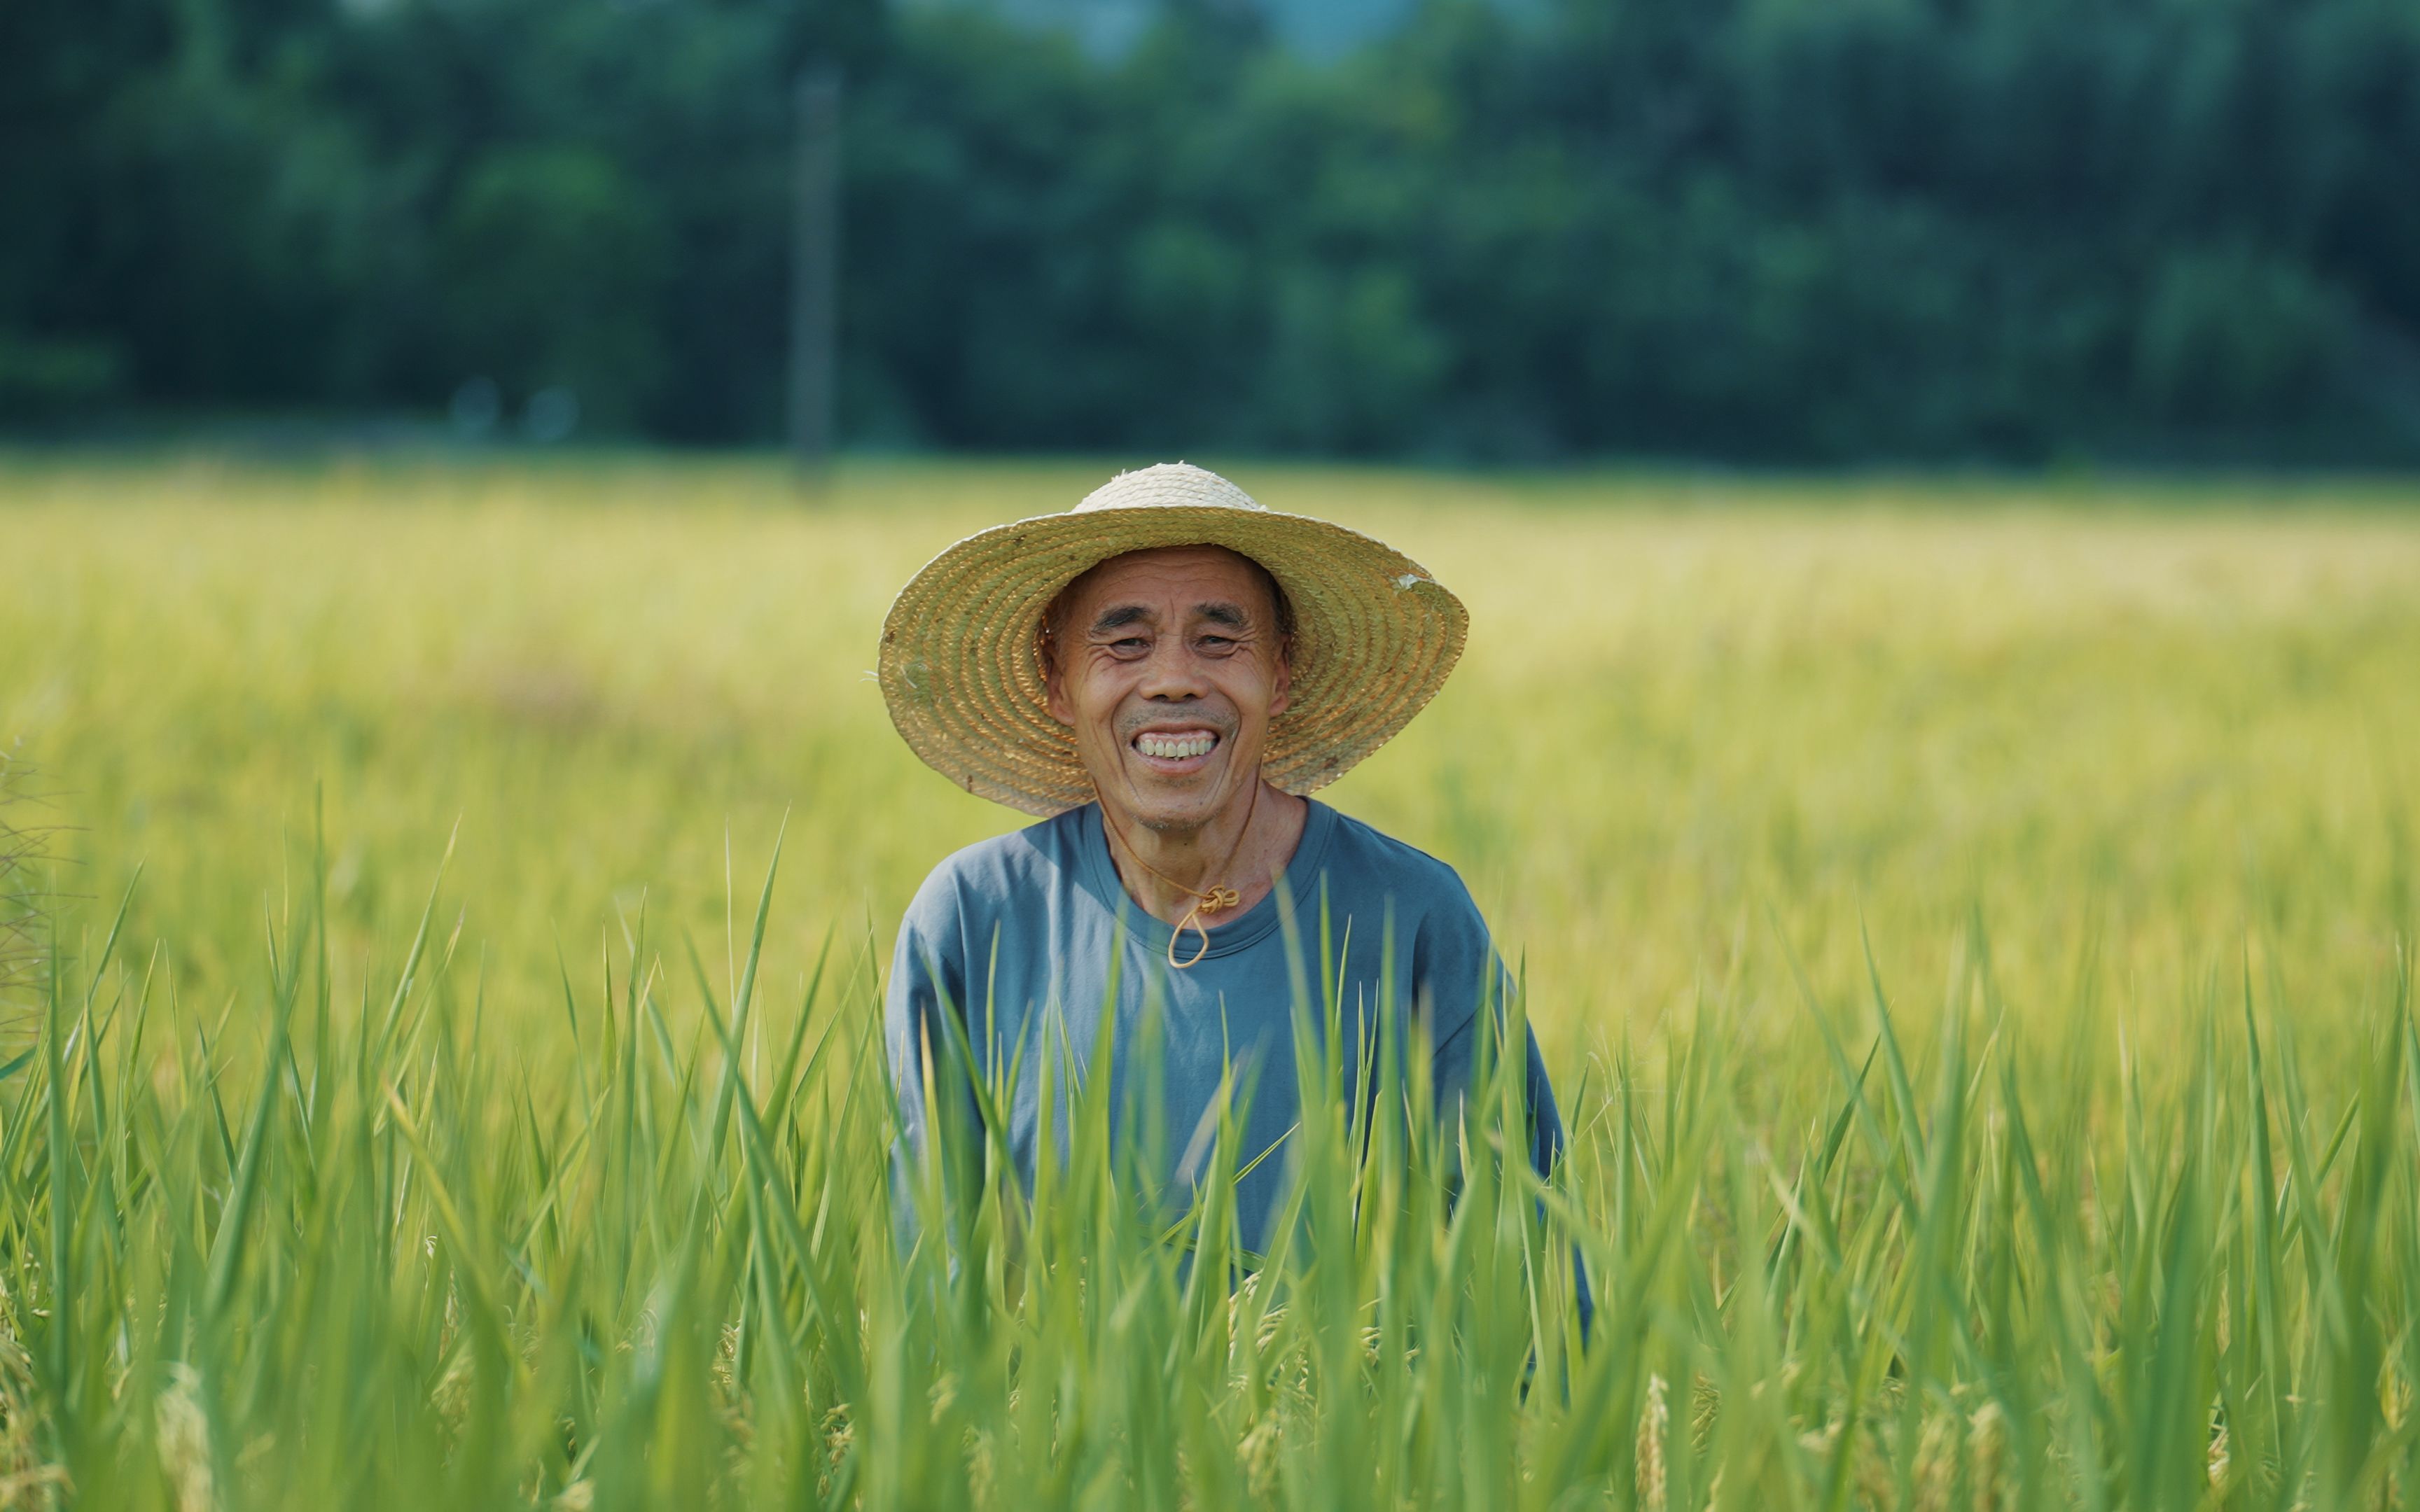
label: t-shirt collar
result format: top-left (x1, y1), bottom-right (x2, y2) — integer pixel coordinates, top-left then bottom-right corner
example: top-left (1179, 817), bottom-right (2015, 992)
top-left (1076, 794), bottom-right (1339, 962)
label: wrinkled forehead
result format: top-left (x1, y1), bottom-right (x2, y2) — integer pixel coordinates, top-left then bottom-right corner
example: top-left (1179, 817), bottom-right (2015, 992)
top-left (1052, 544), bottom-right (1287, 626)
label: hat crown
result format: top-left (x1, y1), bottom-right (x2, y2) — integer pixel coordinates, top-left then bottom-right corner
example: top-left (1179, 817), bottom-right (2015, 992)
top-left (1072, 462), bottom-right (1265, 515)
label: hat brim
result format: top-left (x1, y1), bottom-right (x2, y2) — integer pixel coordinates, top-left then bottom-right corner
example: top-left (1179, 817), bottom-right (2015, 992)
top-left (877, 504), bottom-right (1468, 816)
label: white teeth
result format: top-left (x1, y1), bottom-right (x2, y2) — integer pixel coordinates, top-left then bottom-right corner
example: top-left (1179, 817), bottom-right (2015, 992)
top-left (1136, 732), bottom-right (1216, 760)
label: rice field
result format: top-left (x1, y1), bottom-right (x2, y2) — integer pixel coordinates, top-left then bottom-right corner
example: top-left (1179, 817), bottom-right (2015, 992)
top-left (1, 452), bottom-right (2417, 1508)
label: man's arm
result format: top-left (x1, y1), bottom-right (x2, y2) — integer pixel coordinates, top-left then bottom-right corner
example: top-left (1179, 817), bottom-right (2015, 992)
top-left (1428, 1011), bottom-right (1571, 1184)
top-left (1419, 886), bottom-right (1594, 1335)
top-left (884, 871), bottom-right (984, 1232)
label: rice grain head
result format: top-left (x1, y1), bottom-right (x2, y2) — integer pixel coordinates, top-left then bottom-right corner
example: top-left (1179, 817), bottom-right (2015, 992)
top-left (156, 1364), bottom-right (216, 1512)
top-left (1638, 1373), bottom-right (1669, 1512)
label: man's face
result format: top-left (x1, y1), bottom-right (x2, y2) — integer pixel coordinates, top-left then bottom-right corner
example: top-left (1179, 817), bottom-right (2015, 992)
top-left (1043, 546), bottom-right (1292, 833)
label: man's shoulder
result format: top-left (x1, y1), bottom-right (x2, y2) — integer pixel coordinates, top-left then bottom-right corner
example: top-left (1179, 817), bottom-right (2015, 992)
top-left (908, 806), bottom-right (1091, 918)
top-left (1312, 804), bottom-right (1483, 923)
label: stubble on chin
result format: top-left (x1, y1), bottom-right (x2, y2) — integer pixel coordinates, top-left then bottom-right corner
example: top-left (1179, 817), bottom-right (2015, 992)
top-left (1136, 763), bottom-right (1263, 839)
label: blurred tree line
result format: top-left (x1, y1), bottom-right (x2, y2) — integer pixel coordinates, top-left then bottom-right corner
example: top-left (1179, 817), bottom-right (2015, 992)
top-left (7, 0), bottom-right (2420, 461)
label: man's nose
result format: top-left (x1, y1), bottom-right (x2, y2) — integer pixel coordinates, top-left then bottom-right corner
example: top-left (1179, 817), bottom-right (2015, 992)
top-left (1136, 637), bottom-right (1209, 701)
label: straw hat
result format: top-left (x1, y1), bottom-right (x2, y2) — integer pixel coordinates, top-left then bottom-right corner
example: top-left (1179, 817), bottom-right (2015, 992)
top-left (877, 463), bottom-right (1468, 817)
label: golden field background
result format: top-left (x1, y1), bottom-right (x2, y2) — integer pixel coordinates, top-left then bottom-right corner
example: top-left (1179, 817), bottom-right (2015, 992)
top-left (4, 453), bottom-right (2416, 1073)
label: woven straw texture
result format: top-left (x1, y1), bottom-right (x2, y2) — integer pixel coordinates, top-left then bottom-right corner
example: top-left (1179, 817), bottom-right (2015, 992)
top-left (878, 464), bottom-right (1468, 817)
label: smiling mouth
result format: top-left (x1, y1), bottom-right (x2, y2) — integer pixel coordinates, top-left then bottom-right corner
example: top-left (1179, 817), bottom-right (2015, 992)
top-left (1132, 729), bottom-right (1220, 762)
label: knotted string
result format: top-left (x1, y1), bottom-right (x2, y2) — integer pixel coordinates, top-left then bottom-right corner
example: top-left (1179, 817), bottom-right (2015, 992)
top-left (1097, 776), bottom-right (1263, 969)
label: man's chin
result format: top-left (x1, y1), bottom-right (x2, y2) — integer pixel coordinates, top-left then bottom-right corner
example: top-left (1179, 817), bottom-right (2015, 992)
top-left (1104, 766), bottom-right (1232, 832)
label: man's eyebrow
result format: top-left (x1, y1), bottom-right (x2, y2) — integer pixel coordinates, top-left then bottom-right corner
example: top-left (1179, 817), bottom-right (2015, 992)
top-left (1195, 602), bottom-right (1251, 629)
top-left (1087, 604), bottom-right (1153, 634)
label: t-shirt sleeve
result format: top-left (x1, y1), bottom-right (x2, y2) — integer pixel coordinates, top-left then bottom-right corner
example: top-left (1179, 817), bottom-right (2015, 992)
top-left (1419, 875), bottom-right (1592, 1329)
top-left (1424, 962), bottom-right (1566, 1182)
top-left (884, 864), bottom-right (982, 1183)
top-left (1410, 867), bottom-right (1515, 1080)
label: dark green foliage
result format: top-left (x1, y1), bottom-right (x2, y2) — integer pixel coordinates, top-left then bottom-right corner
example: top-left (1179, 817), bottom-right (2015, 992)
top-left (6, 0), bottom-right (2419, 459)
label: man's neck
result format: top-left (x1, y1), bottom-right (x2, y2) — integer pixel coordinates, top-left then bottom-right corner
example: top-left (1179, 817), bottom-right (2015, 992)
top-left (1099, 779), bottom-right (1308, 930)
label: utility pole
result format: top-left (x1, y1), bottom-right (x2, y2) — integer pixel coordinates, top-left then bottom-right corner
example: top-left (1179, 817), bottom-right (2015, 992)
top-left (788, 62), bottom-right (843, 488)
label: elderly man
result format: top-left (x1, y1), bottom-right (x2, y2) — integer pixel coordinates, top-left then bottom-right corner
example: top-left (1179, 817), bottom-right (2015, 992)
top-left (878, 463), bottom-right (1572, 1258)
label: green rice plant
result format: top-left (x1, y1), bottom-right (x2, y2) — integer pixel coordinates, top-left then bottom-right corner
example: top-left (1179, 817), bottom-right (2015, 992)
top-left (2, 455), bottom-right (2416, 1506)
top-left (2, 821), bottom-right (2415, 1509)
top-left (0, 752), bottom-right (57, 1016)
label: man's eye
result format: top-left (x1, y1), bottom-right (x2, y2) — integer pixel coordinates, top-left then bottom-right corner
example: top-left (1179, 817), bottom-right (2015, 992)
top-left (1199, 635), bottom-right (1235, 650)
top-left (1111, 637), bottom-right (1149, 652)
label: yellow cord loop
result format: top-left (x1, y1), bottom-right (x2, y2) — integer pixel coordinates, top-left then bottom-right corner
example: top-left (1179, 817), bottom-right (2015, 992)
top-left (1168, 886), bottom-right (1242, 968)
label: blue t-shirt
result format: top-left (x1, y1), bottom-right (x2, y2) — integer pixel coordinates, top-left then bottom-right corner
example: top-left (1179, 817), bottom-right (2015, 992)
top-left (884, 797), bottom-right (1571, 1256)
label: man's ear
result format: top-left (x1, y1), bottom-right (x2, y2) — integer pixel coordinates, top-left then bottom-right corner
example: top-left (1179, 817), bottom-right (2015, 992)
top-left (1267, 635), bottom-right (1293, 720)
top-left (1042, 652), bottom-right (1075, 727)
